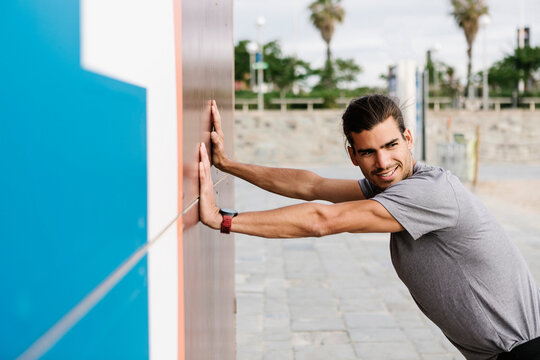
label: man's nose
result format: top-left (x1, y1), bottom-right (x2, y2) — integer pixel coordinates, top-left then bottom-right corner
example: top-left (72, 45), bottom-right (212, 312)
top-left (375, 151), bottom-right (391, 170)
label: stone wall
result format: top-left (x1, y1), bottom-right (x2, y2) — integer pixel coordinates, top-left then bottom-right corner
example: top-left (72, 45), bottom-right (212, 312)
top-left (234, 110), bottom-right (351, 167)
top-left (234, 110), bottom-right (540, 167)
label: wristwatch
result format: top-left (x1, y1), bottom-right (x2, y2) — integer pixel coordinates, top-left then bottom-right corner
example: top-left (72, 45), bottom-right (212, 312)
top-left (219, 208), bottom-right (238, 234)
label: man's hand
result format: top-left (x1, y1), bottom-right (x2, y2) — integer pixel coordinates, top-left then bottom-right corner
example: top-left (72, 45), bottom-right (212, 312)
top-left (199, 142), bottom-right (221, 229)
top-left (210, 100), bottom-right (229, 170)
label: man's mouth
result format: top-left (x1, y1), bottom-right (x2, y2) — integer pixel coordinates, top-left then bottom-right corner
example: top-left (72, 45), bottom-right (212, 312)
top-left (375, 165), bottom-right (398, 179)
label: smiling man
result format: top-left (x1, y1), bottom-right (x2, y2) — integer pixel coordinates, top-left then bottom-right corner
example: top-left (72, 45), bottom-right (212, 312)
top-left (199, 94), bottom-right (540, 360)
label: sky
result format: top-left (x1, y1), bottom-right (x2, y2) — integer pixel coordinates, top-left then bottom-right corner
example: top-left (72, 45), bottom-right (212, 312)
top-left (234, 0), bottom-right (540, 87)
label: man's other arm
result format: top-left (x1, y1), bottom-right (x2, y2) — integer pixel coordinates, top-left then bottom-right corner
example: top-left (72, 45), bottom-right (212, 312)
top-left (210, 101), bottom-right (364, 203)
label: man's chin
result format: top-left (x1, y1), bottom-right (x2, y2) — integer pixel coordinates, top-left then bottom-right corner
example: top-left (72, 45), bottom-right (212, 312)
top-left (371, 177), bottom-right (398, 191)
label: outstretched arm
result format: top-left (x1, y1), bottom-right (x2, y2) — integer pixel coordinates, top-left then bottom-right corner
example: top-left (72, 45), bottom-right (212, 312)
top-left (210, 101), bottom-right (364, 203)
top-left (199, 142), bottom-right (403, 238)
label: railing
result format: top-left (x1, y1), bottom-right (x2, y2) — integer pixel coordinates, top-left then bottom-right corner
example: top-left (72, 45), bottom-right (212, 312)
top-left (521, 97), bottom-right (540, 111)
top-left (235, 98), bottom-right (258, 112)
top-left (237, 96), bottom-right (540, 112)
top-left (270, 98), bottom-right (324, 112)
top-left (487, 97), bottom-right (513, 111)
top-left (429, 97), bottom-right (453, 111)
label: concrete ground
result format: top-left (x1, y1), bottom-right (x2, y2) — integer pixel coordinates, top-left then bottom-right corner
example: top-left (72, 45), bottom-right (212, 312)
top-left (234, 163), bottom-right (540, 360)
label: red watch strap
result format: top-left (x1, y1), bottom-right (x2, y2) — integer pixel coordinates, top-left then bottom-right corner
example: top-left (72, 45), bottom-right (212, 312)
top-left (220, 214), bottom-right (232, 234)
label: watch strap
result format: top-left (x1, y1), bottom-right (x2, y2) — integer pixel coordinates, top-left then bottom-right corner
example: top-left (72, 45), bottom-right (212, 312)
top-left (220, 214), bottom-right (233, 234)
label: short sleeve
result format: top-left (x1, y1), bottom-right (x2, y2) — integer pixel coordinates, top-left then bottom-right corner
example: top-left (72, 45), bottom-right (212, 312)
top-left (371, 169), bottom-right (459, 240)
top-left (358, 178), bottom-right (375, 199)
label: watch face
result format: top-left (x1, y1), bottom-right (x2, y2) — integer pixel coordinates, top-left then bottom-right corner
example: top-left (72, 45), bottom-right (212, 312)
top-left (219, 208), bottom-right (238, 217)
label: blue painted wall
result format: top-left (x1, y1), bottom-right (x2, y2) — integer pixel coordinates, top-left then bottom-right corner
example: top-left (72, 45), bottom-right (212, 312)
top-left (0, 1), bottom-right (149, 358)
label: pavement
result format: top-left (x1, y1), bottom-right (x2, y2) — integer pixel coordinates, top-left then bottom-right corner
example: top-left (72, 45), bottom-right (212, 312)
top-left (234, 164), bottom-right (540, 360)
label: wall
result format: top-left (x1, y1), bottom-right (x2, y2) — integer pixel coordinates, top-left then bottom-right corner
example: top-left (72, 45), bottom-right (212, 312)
top-left (0, 1), bottom-right (235, 359)
top-left (234, 110), bottom-right (540, 167)
top-left (181, 0), bottom-right (236, 359)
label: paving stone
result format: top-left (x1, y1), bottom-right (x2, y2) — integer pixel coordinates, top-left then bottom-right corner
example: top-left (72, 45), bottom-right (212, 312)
top-left (264, 329), bottom-right (292, 342)
top-left (413, 339), bottom-right (449, 354)
top-left (295, 344), bottom-right (357, 360)
top-left (291, 317), bottom-right (346, 331)
top-left (353, 342), bottom-right (419, 360)
top-left (237, 293), bottom-right (264, 315)
top-left (292, 331), bottom-right (350, 350)
top-left (344, 312), bottom-right (398, 329)
top-left (237, 350), bottom-right (263, 360)
top-left (264, 313), bottom-right (289, 329)
top-left (339, 298), bottom-right (387, 313)
top-left (286, 278), bottom-right (324, 288)
top-left (262, 349), bottom-right (292, 360)
top-left (289, 305), bottom-right (340, 319)
top-left (264, 298), bottom-right (289, 313)
top-left (264, 340), bottom-right (291, 351)
top-left (237, 332), bottom-right (263, 346)
top-left (402, 327), bottom-right (439, 341)
top-left (420, 355), bottom-right (454, 360)
top-left (237, 315), bottom-right (263, 332)
top-left (349, 328), bottom-right (408, 343)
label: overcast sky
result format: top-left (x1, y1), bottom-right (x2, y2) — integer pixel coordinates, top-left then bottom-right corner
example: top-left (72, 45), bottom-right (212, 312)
top-left (234, 0), bottom-right (540, 87)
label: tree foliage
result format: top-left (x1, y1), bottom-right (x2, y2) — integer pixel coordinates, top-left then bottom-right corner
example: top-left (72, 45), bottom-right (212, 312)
top-left (308, 0), bottom-right (345, 88)
top-left (263, 41), bottom-right (313, 95)
top-left (450, 0), bottom-right (488, 94)
top-left (489, 46), bottom-right (540, 94)
top-left (234, 40), bottom-right (252, 87)
top-left (234, 40), bottom-right (314, 95)
top-left (334, 58), bottom-right (362, 89)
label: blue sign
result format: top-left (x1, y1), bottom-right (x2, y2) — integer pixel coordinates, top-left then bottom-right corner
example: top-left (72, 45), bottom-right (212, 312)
top-left (0, 1), bottom-right (149, 358)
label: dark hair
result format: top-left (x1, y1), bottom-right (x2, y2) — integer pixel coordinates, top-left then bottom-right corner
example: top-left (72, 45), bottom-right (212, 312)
top-left (342, 94), bottom-right (405, 148)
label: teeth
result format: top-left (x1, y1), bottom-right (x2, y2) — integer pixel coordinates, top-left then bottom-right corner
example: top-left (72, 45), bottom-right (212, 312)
top-left (379, 167), bottom-right (396, 177)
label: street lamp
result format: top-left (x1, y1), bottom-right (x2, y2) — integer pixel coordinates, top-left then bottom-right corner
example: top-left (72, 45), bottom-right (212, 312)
top-left (479, 14), bottom-right (491, 111)
top-left (246, 41), bottom-right (258, 91)
top-left (256, 16), bottom-right (266, 111)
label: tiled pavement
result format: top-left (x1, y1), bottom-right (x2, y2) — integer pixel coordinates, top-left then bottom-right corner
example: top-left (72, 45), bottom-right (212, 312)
top-left (234, 165), bottom-right (540, 360)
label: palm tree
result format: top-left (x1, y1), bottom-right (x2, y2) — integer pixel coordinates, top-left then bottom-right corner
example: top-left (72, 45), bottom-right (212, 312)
top-left (309, 0), bottom-right (345, 88)
top-left (450, 0), bottom-right (488, 96)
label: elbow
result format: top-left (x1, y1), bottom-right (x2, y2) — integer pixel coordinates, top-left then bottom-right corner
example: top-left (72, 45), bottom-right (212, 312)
top-left (309, 204), bottom-right (334, 237)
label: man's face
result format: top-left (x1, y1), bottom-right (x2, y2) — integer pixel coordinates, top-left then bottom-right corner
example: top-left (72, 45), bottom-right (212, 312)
top-left (347, 116), bottom-right (415, 191)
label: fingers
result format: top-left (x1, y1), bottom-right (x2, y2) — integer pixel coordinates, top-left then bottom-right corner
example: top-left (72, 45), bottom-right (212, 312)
top-left (211, 100), bottom-right (224, 136)
top-left (200, 142), bottom-right (210, 168)
top-left (210, 130), bottom-right (220, 146)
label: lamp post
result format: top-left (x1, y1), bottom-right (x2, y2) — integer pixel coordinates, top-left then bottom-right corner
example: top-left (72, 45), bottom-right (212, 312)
top-left (246, 42), bottom-right (258, 91)
top-left (479, 14), bottom-right (491, 111)
top-left (256, 16), bottom-right (266, 111)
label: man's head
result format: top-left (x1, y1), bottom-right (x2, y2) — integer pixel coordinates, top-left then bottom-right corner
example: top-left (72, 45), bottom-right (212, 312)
top-left (342, 94), bottom-right (415, 190)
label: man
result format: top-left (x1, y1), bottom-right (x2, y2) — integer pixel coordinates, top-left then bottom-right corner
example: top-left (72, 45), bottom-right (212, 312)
top-left (199, 95), bottom-right (540, 359)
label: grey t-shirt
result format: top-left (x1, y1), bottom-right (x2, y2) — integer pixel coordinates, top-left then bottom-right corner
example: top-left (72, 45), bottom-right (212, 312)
top-left (359, 162), bottom-right (540, 360)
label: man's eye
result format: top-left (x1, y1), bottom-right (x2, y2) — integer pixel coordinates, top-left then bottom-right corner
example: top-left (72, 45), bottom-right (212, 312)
top-left (359, 151), bottom-right (373, 156)
top-left (388, 142), bottom-right (398, 148)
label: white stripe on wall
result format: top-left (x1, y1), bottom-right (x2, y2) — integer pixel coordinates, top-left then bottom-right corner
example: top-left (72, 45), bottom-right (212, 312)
top-left (81, 1), bottom-right (180, 359)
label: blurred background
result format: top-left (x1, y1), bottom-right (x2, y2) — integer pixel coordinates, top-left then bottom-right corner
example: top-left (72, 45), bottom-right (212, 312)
top-left (234, 0), bottom-right (539, 100)
top-left (232, 2), bottom-right (540, 359)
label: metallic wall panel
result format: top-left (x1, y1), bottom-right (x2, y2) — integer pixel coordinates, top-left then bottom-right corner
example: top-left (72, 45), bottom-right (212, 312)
top-left (180, 0), bottom-right (235, 359)
top-left (183, 178), bottom-right (236, 360)
top-left (182, 0), bottom-right (234, 210)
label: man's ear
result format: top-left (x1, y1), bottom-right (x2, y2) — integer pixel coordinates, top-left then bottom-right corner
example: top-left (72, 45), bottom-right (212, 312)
top-left (403, 128), bottom-right (414, 150)
top-left (347, 146), bottom-right (359, 166)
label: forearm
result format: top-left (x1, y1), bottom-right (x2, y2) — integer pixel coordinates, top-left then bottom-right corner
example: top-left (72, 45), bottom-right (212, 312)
top-left (229, 203), bottom-right (326, 238)
top-left (220, 159), bottom-right (320, 201)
